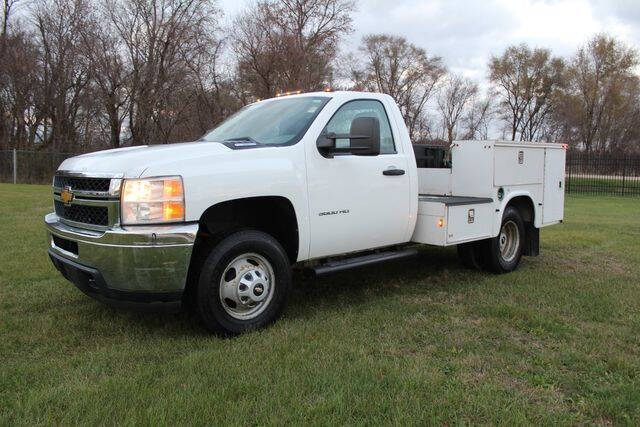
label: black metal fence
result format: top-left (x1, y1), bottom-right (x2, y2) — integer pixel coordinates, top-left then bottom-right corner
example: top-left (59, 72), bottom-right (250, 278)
top-left (2, 149), bottom-right (640, 197)
top-left (566, 153), bottom-right (640, 197)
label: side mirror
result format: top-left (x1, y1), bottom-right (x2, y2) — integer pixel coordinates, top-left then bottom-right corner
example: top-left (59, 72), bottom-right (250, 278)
top-left (349, 117), bottom-right (381, 156)
top-left (317, 116), bottom-right (381, 157)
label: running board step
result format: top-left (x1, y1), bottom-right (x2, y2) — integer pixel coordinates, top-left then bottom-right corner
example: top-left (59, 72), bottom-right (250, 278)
top-left (308, 248), bottom-right (418, 276)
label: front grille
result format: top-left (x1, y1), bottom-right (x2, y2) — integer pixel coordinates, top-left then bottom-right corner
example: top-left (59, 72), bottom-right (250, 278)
top-left (55, 201), bottom-right (109, 226)
top-left (54, 175), bottom-right (111, 192)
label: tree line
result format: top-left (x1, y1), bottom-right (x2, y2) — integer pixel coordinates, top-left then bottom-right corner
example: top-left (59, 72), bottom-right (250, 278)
top-left (1, 0), bottom-right (639, 154)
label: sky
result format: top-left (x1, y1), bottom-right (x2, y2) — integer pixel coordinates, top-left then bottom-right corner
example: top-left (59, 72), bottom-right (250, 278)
top-left (218, 0), bottom-right (640, 85)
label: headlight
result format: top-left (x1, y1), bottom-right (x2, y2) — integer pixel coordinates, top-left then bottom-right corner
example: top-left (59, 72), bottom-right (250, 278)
top-left (121, 176), bottom-right (185, 225)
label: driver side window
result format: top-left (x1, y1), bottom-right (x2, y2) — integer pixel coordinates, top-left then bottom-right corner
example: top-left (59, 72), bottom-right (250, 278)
top-left (324, 100), bottom-right (396, 154)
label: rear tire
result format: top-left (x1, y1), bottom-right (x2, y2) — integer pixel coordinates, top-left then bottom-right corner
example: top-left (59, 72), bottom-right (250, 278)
top-left (196, 230), bottom-right (291, 335)
top-left (485, 206), bottom-right (525, 273)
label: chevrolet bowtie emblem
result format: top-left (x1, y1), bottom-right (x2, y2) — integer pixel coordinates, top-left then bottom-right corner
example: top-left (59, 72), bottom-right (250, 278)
top-left (60, 186), bottom-right (74, 206)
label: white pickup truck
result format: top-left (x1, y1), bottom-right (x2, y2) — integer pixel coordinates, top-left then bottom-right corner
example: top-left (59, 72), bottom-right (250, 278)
top-left (45, 91), bottom-right (565, 334)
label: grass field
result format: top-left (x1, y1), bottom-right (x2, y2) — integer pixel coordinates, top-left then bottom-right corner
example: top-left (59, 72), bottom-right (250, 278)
top-left (1, 184), bottom-right (640, 425)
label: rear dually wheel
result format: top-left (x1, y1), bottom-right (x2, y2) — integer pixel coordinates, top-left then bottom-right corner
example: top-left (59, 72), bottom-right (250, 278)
top-left (485, 206), bottom-right (525, 273)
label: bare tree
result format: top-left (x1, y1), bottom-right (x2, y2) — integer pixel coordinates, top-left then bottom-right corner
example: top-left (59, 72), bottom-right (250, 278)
top-left (596, 75), bottom-right (640, 153)
top-left (105, 0), bottom-right (221, 145)
top-left (1, 0), bottom-right (24, 49)
top-left (185, 37), bottom-right (241, 137)
top-left (562, 34), bottom-right (639, 153)
top-left (0, 0), bottom-right (44, 151)
top-left (489, 44), bottom-right (565, 142)
top-left (0, 28), bottom-right (42, 150)
top-left (461, 94), bottom-right (493, 140)
top-left (34, 0), bottom-right (94, 151)
top-left (0, 0), bottom-right (17, 147)
top-left (353, 34), bottom-right (446, 141)
top-left (232, 0), bottom-right (355, 101)
top-left (8, 2), bottom-right (640, 159)
top-left (2, 0), bottom-right (233, 151)
top-left (78, 8), bottom-right (130, 148)
top-left (231, 3), bottom-right (281, 101)
top-left (437, 74), bottom-right (478, 144)
top-left (2, 0), bottom-right (20, 53)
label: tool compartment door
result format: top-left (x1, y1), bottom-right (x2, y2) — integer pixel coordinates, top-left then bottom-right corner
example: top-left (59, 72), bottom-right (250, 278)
top-left (543, 148), bottom-right (566, 224)
top-left (494, 146), bottom-right (544, 186)
top-left (446, 203), bottom-right (493, 245)
top-left (412, 196), bottom-right (494, 246)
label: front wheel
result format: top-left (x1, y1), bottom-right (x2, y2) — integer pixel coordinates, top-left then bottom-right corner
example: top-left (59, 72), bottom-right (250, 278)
top-left (196, 230), bottom-right (291, 335)
top-left (485, 206), bottom-right (525, 273)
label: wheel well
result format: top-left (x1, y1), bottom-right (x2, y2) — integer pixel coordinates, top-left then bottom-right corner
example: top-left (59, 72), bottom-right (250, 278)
top-left (505, 195), bottom-right (539, 257)
top-left (195, 196), bottom-right (299, 263)
top-left (506, 196), bottom-right (535, 224)
top-left (183, 196), bottom-right (299, 307)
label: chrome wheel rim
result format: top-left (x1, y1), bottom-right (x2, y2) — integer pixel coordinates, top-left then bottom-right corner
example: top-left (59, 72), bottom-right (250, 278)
top-left (499, 220), bottom-right (520, 263)
top-left (219, 253), bottom-right (275, 320)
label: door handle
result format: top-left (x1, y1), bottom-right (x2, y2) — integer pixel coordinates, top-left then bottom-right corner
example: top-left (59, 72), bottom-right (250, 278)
top-left (383, 168), bottom-right (405, 176)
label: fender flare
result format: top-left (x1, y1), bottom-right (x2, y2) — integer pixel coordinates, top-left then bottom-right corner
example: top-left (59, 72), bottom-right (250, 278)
top-left (493, 191), bottom-right (539, 237)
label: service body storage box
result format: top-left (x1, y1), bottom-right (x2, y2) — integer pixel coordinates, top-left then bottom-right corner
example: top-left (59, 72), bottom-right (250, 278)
top-left (412, 196), bottom-right (494, 246)
top-left (491, 141), bottom-right (566, 226)
top-left (411, 140), bottom-right (565, 246)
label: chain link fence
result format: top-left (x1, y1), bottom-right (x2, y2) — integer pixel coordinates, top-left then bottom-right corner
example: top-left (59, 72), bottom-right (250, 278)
top-left (0, 150), bottom-right (80, 184)
top-left (2, 149), bottom-right (640, 197)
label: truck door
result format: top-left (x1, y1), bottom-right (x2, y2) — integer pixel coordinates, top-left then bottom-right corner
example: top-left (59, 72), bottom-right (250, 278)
top-left (305, 99), bottom-right (411, 258)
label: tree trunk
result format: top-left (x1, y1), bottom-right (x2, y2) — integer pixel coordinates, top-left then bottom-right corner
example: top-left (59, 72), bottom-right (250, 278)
top-left (106, 104), bottom-right (121, 148)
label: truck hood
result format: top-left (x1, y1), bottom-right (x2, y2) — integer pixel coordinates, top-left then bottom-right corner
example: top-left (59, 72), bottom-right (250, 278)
top-left (58, 142), bottom-right (231, 178)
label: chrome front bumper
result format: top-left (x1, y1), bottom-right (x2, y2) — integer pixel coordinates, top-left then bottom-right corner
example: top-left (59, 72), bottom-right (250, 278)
top-left (45, 213), bottom-right (198, 309)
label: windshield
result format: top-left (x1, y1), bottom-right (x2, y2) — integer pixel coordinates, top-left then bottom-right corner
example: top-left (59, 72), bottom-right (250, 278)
top-left (200, 96), bottom-right (330, 145)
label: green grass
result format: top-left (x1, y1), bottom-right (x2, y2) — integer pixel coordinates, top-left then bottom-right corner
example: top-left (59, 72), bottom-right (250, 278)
top-left (1, 183), bottom-right (640, 425)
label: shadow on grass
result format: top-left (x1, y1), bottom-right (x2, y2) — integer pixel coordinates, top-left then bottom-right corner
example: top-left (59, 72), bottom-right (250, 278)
top-left (285, 245), bottom-right (485, 319)
top-left (69, 245), bottom-right (486, 336)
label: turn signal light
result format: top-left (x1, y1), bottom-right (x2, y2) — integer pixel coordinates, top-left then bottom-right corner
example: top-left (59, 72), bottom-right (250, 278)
top-left (163, 179), bottom-right (183, 199)
top-left (163, 202), bottom-right (185, 222)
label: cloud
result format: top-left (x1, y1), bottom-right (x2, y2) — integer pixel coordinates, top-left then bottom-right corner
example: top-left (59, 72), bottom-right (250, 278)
top-left (219, 0), bottom-right (640, 83)
top-left (350, 0), bottom-right (606, 79)
top-left (347, 0), bottom-right (514, 78)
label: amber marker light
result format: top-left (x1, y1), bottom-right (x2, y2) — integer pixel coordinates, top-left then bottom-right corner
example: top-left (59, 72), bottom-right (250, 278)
top-left (163, 178), bottom-right (183, 199)
top-left (163, 201), bottom-right (185, 222)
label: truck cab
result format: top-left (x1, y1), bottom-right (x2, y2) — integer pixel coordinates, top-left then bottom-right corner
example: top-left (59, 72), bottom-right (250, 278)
top-left (45, 91), bottom-right (565, 334)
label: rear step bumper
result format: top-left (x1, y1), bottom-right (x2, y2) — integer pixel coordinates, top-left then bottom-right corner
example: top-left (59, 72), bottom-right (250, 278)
top-left (307, 248), bottom-right (418, 276)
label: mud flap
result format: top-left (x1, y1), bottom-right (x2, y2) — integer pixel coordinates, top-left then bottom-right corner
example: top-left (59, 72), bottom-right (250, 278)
top-left (523, 224), bottom-right (539, 257)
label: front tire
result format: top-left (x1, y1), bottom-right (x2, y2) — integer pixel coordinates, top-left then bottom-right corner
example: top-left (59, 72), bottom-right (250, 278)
top-left (485, 206), bottom-right (525, 273)
top-left (196, 230), bottom-right (291, 335)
